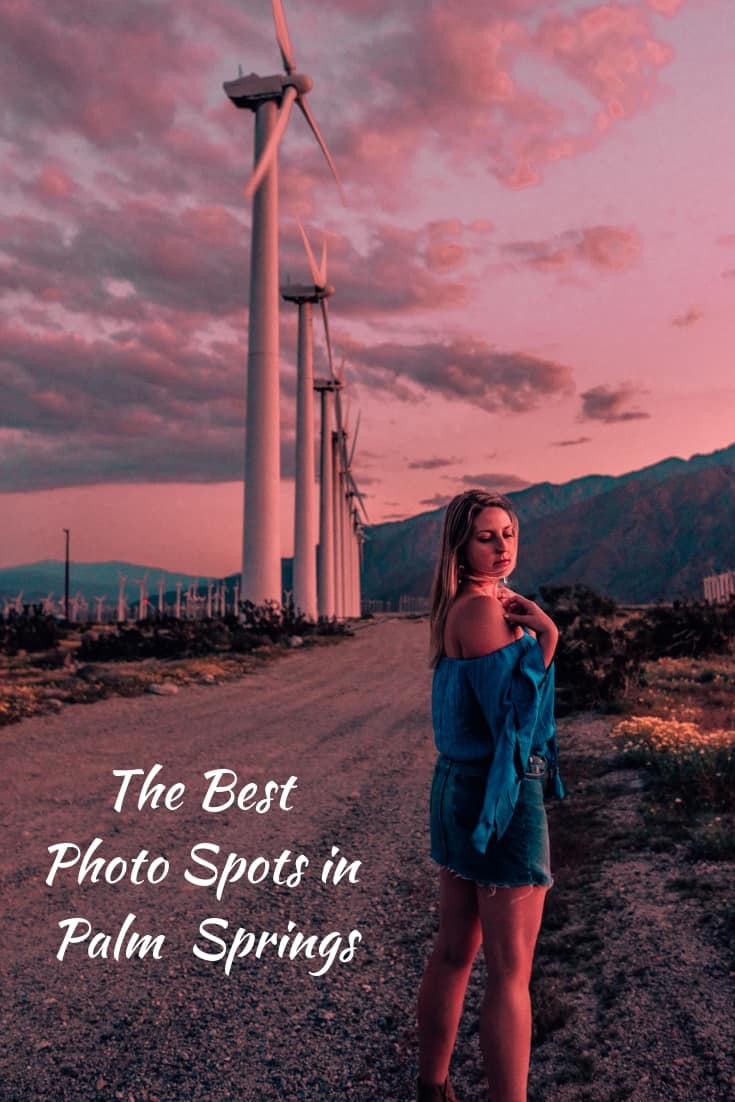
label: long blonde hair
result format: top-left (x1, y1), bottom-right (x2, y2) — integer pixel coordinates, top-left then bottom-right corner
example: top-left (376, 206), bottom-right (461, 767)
top-left (429, 490), bottom-right (518, 667)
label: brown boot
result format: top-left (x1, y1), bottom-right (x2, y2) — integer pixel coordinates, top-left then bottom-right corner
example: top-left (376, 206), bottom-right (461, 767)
top-left (416, 1075), bottom-right (459, 1102)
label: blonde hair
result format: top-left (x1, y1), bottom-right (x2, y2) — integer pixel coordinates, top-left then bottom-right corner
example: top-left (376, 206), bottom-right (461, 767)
top-left (429, 490), bottom-right (518, 667)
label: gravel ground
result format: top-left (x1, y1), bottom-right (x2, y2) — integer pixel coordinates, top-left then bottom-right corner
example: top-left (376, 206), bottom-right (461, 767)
top-left (1, 616), bottom-right (733, 1101)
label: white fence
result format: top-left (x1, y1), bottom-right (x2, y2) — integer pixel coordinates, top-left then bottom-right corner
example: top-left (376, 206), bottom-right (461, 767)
top-left (703, 570), bottom-right (735, 603)
top-left (361, 595), bottom-right (430, 615)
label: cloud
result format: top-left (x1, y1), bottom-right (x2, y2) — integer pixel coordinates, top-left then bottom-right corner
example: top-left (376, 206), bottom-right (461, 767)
top-left (672, 307), bottom-right (704, 328)
top-left (0, 0), bottom-right (216, 152)
top-left (408, 456), bottom-right (462, 470)
top-left (552, 436), bottom-right (592, 447)
top-left (419, 494), bottom-right (454, 508)
top-left (280, 220), bottom-right (483, 317)
top-left (322, 1), bottom-right (680, 195)
top-left (346, 337), bottom-right (575, 412)
top-left (579, 383), bottom-right (650, 423)
top-left (533, 4), bottom-right (674, 131)
top-left (646, 0), bottom-right (687, 14)
top-left (503, 225), bottom-right (641, 273)
top-left (0, 202), bottom-right (251, 324)
top-left (0, 316), bottom-right (250, 490)
top-left (457, 473), bottom-right (532, 492)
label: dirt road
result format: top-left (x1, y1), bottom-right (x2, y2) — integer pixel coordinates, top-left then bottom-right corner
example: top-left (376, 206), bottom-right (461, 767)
top-left (1, 617), bottom-right (732, 1101)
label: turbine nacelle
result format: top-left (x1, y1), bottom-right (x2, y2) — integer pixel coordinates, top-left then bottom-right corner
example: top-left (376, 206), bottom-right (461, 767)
top-left (281, 281), bottom-right (335, 302)
top-left (224, 72), bottom-right (313, 109)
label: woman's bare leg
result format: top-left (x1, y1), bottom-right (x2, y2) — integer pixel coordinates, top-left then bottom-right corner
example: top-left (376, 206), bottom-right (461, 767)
top-left (417, 868), bottom-right (483, 1083)
top-left (476, 885), bottom-right (547, 1102)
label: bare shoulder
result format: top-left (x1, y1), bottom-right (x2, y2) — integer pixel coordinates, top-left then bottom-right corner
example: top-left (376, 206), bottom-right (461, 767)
top-left (445, 594), bottom-right (521, 659)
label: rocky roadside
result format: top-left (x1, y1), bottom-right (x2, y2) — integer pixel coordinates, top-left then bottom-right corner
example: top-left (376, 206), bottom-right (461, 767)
top-left (1, 617), bottom-right (732, 1101)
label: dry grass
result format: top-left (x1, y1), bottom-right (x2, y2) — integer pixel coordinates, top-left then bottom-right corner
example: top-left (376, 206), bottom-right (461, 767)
top-left (0, 637), bottom-right (346, 727)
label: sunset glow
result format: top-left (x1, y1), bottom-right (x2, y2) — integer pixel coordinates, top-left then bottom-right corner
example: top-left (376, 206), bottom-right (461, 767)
top-left (1, 0), bottom-right (733, 572)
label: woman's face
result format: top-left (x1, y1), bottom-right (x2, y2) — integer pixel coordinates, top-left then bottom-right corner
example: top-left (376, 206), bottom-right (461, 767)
top-left (461, 506), bottom-right (518, 580)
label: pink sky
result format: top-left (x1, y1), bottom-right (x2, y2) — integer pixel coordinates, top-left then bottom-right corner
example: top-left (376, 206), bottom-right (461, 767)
top-left (1, 0), bottom-right (733, 576)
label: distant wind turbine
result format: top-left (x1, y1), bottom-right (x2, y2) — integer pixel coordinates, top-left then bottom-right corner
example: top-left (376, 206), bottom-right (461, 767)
top-left (133, 573), bottom-right (149, 622)
top-left (117, 575), bottom-right (127, 622)
top-left (282, 224), bottom-right (335, 618)
top-left (224, 0), bottom-right (343, 608)
top-left (313, 376), bottom-right (339, 617)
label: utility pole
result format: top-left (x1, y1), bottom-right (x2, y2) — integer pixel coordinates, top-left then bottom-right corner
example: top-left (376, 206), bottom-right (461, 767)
top-left (62, 528), bottom-right (70, 621)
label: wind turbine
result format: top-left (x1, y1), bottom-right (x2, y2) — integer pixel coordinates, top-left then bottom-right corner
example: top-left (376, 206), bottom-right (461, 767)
top-left (224, 0), bottom-right (343, 608)
top-left (133, 573), bottom-right (149, 622)
top-left (332, 367), bottom-right (368, 618)
top-left (282, 224), bottom-right (334, 619)
top-left (313, 375), bottom-right (340, 617)
top-left (117, 575), bottom-right (127, 622)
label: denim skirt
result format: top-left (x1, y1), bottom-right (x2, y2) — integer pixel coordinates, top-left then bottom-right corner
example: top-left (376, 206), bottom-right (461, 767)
top-left (429, 754), bottom-right (553, 888)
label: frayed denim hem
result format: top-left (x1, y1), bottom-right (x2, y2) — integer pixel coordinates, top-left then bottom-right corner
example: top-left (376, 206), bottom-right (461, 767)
top-left (433, 859), bottom-right (554, 895)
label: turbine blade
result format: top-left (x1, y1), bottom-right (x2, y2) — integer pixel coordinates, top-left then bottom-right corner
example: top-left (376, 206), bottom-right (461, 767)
top-left (296, 98), bottom-right (346, 204)
top-left (272, 0), bottom-right (296, 74)
top-left (298, 221), bottom-right (323, 287)
top-left (320, 297), bottom-right (335, 380)
top-left (348, 409), bottom-right (361, 467)
top-left (244, 86), bottom-right (297, 202)
top-left (319, 237), bottom-right (327, 287)
top-left (349, 475), bottom-right (370, 522)
top-left (334, 382), bottom-right (343, 434)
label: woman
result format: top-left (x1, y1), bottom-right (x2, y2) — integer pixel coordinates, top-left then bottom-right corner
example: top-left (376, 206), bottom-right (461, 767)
top-left (416, 490), bottom-right (564, 1102)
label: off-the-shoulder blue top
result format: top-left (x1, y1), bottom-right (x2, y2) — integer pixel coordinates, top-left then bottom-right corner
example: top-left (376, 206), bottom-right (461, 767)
top-left (432, 630), bottom-right (565, 854)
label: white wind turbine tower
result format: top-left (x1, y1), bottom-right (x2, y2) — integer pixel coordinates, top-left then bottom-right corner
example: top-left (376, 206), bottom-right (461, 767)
top-left (117, 575), bottom-right (127, 622)
top-left (340, 405), bottom-right (368, 616)
top-left (281, 224), bottom-right (335, 619)
top-left (93, 596), bottom-right (106, 623)
top-left (158, 575), bottom-right (166, 615)
top-left (133, 573), bottom-right (149, 622)
top-left (313, 376), bottom-right (339, 617)
top-left (223, 0), bottom-right (343, 608)
top-left (332, 374), bottom-right (368, 618)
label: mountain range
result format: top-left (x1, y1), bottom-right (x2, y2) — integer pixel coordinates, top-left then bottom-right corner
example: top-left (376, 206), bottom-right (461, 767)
top-left (360, 441), bottom-right (735, 604)
top-left (2, 441), bottom-right (734, 607)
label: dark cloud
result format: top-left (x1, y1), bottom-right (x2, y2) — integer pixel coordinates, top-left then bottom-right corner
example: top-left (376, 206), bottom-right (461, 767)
top-left (419, 494), bottom-right (453, 508)
top-left (0, 203), bottom-right (251, 323)
top-left (346, 337), bottom-right (575, 412)
top-left (552, 436), bottom-right (592, 447)
top-left (503, 226), bottom-right (641, 273)
top-left (672, 307), bottom-right (704, 328)
top-left (579, 383), bottom-right (650, 423)
top-left (456, 473), bottom-right (532, 492)
top-left (408, 456), bottom-right (462, 470)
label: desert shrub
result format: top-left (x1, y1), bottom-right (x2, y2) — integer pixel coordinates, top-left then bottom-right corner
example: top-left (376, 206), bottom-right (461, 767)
top-left (629, 597), bottom-right (735, 659)
top-left (610, 715), bottom-right (735, 812)
top-left (538, 585), bottom-right (643, 714)
top-left (236, 599), bottom-right (351, 641)
top-left (76, 603), bottom-right (351, 663)
top-left (0, 606), bottom-right (61, 654)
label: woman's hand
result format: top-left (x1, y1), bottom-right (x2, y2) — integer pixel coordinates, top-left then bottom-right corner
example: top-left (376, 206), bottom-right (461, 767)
top-left (497, 587), bottom-right (559, 668)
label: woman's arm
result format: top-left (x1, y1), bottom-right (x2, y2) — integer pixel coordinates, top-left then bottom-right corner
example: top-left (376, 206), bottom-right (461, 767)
top-left (497, 588), bottom-right (559, 669)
